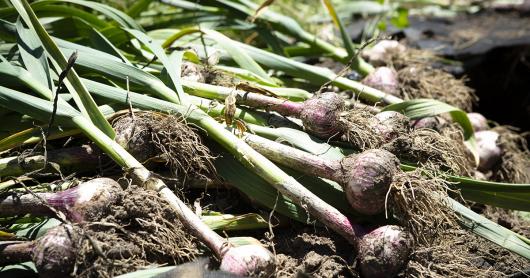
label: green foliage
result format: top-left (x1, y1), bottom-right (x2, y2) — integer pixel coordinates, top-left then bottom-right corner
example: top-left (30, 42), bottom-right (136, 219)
top-left (126, 28), bottom-right (187, 103)
top-left (9, 0), bottom-right (115, 138)
top-left (390, 7), bottom-right (409, 29)
top-left (126, 0), bottom-right (153, 18)
top-left (320, 0), bottom-right (356, 58)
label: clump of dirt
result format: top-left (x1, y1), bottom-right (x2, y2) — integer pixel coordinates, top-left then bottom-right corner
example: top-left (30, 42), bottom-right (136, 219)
top-left (113, 111), bottom-right (217, 186)
top-left (74, 185), bottom-right (200, 277)
top-left (313, 57), bottom-right (349, 74)
top-left (490, 126), bottom-right (530, 183)
top-left (273, 225), bottom-right (356, 278)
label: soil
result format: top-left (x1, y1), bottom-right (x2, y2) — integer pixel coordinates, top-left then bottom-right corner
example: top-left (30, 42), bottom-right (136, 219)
top-left (73, 185), bottom-right (200, 277)
top-left (400, 228), bottom-right (529, 278)
top-left (259, 187), bottom-right (530, 278)
top-left (269, 217), bottom-right (529, 278)
top-left (272, 224), bottom-right (357, 278)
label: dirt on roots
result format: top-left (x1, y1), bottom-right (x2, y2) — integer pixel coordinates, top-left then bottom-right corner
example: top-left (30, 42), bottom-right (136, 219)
top-left (400, 228), bottom-right (529, 278)
top-left (112, 111), bottom-right (217, 187)
top-left (385, 48), bottom-right (478, 112)
top-left (381, 127), bottom-right (475, 177)
top-left (340, 109), bottom-right (385, 150)
top-left (389, 170), bottom-right (458, 244)
top-left (338, 107), bottom-right (474, 177)
top-left (270, 218), bottom-right (528, 278)
top-left (74, 185), bottom-right (200, 277)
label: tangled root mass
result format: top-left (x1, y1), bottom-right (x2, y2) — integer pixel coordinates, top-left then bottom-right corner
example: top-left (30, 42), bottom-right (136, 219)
top-left (397, 126), bottom-right (474, 177)
top-left (342, 109), bottom-right (473, 176)
top-left (113, 111), bottom-right (217, 186)
top-left (340, 109), bottom-right (385, 150)
top-left (387, 48), bottom-right (478, 112)
top-left (389, 170), bottom-right (458, 244)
